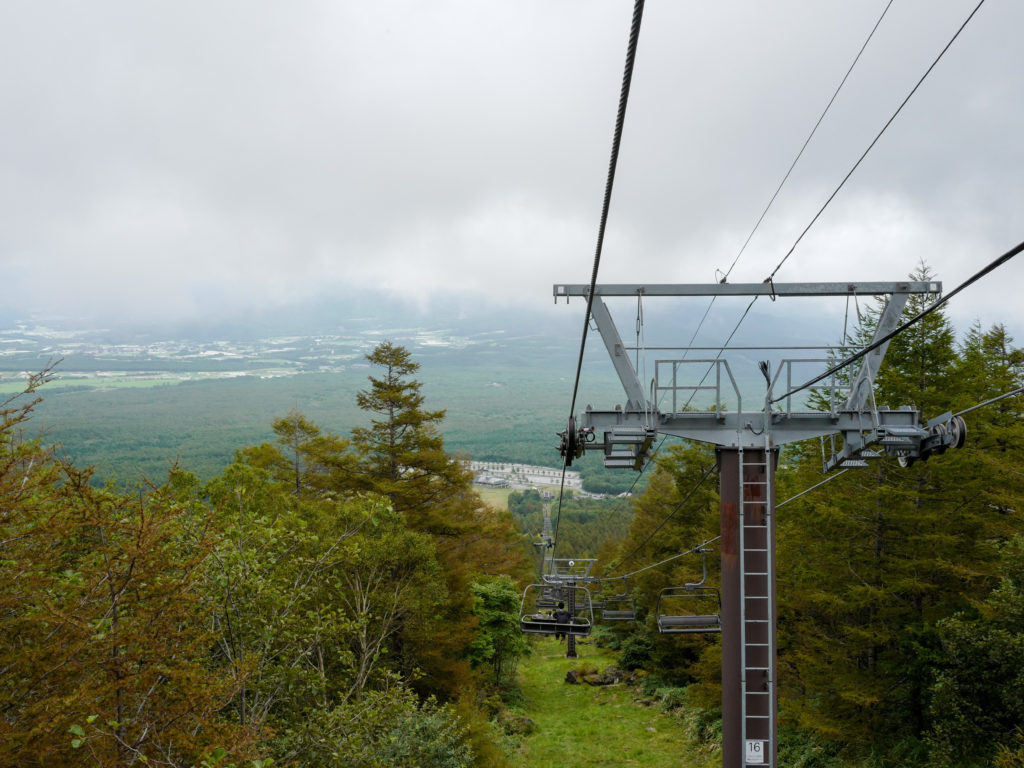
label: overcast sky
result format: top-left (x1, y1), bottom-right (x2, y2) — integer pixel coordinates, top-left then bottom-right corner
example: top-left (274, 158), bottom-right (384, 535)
top-left (2, 1), bottom-right (1022, 344)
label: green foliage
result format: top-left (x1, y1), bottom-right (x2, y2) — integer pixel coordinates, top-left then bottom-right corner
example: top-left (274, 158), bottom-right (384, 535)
top-left (272, 685), bottom-right (473, 768)
top-left (926, 537), bottom-right (1024, 765)
top-left (0, 382), bottom-right (256, 766)
top-left (204, 459), bottom-right (445, 727)
top-left (776, 726), bottom-right (842, 768)
top-left (618, 632), bottom-right (655, 670)
top-left (469, 576), bottom-right (530, 684)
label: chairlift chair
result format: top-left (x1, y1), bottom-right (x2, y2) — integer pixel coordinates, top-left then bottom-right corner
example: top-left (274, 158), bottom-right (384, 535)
top-left (601, 591), bottom-right (637, 622)
top-left (519, 583), bottom-right (593, 637)
top-left (656, 588), bottom-right (721, 634)
top-left (656, 548), bottom-right (721, 634)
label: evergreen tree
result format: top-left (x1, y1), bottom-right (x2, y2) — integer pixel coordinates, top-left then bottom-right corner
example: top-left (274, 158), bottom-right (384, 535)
top-left (927, 537), bottom-right (1024, 765)
top-left (776, 266), bottom-right (1024, 759)
top-left (345, 343), bottom-right (529, 698)
top-left (350, 341), bottom-right (469, 534)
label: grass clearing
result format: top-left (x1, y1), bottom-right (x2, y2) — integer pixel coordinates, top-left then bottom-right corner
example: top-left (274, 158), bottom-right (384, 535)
top-left (477, 486), bottom-right (514, 510)
top-left (512, 637), bottom-right (716, 768)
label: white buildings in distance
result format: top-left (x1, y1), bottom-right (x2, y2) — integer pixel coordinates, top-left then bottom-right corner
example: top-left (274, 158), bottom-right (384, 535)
top-left (469, 461), bottom-right (582, 492)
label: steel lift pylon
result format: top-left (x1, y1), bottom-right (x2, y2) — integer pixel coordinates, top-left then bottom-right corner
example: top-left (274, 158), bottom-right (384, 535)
top-left (554, 281), bottom-right (967, 768)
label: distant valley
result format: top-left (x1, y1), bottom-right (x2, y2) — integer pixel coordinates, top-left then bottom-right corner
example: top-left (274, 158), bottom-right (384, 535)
top-left (1, 298), bottom-right (823, 492)
top-left (1, 319), bottom-right (635, 491)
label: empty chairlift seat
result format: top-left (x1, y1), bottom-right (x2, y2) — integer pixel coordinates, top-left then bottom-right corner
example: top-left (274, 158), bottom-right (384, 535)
top-left (601, 593), bottom-right (637, 622)
top-left (656, 586), bottom-right (721, 634)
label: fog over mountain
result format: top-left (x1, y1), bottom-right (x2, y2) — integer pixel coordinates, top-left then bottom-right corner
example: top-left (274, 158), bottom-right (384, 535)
top-left (3, 2), bottom-right (1022, 343)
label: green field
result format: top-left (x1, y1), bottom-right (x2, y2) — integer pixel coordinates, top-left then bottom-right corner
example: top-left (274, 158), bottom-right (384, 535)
top-left (478, 486), bottom-right (516, 509)
top-left (20, 354), bottom-right (631, 490)
top-left (512, 639), bottom-right (715, 768)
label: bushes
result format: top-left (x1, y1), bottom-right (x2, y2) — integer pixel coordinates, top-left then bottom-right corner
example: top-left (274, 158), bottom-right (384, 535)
top-left (273, 687), bottom-right (473, 768)
top-left (618, 633), bottom-right (655, 670)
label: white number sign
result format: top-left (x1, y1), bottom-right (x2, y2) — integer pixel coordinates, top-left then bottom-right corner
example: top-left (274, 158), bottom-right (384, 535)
top-left (745, 739), bottom-right (765, 764)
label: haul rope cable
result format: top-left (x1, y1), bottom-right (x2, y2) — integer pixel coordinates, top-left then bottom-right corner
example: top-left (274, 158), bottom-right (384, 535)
top-left (594, 536), bottom-right (723, 584)
top-left (766, 0), bottom-right (988, 282)
top-left (551, 0), bottom-right (646, 566)
top-left (772, 238), bottom-right (1024, 404)
top-left (687, 0), bottom-right (989, 411)
top-left (620, 0), bottom-right (897, 495)
top-left (953, 386), bottom-right (1024, 418)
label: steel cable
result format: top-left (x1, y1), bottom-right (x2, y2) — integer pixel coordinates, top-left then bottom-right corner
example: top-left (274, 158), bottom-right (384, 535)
top-left (553, 0), bottom-right (646, 559)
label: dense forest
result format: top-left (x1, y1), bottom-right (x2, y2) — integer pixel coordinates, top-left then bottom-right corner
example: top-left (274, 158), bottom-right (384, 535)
top-left (3, 280), bottom-right (1024, 767)
top-left (593, 282), bottom-right (1024, 767)
top-left (1, 343), bottom-right (534, 767)
top-left (23, 348), bottom-right (635, 495)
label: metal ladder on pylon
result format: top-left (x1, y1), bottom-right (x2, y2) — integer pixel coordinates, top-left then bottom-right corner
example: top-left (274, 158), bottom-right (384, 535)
top-left (738, 436), bottom-right (776, 766)
top-left (541, 505), bottom-right (554, 574)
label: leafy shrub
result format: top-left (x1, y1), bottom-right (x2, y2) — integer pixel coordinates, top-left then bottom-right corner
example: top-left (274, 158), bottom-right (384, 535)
top-left (618, 633), bottom-right (654, 670)
top-left (654, 685), bottom-right (688, 713)
top-left (274, 687), bottom-right (473, 768)
top-left (680, 688), bottom-right (721, 752)
top-left (638, 674), bottom-right (667, 697)
top-left (777, 725), bottom-right (843, 768)
top-left (591, 624), bottom-right (620, 650)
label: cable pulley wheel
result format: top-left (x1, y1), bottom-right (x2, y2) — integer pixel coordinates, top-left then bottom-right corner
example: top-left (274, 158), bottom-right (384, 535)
top-left (559, 417), bottom-right (584, 466)
top-left (931, 422), bottom-right (948, 455)
top-left (949, 414), bottom-right (967, 450)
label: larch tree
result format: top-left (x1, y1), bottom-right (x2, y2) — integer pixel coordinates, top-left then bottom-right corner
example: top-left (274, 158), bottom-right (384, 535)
top-left (350, 341), bottom-right (468, 532)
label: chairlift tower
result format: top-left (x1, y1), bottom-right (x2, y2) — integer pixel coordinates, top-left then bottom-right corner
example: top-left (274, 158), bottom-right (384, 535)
top-left (554, 280), bottom-right (968, 768)
top-left (550, 557), bottom-right (596, 659)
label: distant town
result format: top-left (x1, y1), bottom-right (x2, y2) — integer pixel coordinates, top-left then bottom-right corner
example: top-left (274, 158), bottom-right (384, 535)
top-left (470, 460), bottom-right (582, 491)
top-left (0, 322), bottom-right (511, 391)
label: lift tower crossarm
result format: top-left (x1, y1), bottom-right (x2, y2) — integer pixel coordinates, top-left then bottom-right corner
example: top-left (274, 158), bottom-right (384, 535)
top-left (590, 296), bottom-right (649, 411)
top-left (554, 281), bottom-right (939, 298)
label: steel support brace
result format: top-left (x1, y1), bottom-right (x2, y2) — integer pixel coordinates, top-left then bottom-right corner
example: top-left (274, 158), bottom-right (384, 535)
top-left (579, 406), bottom-right (922, 449)
top-left (590, 296), bottom-right (649, 411)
